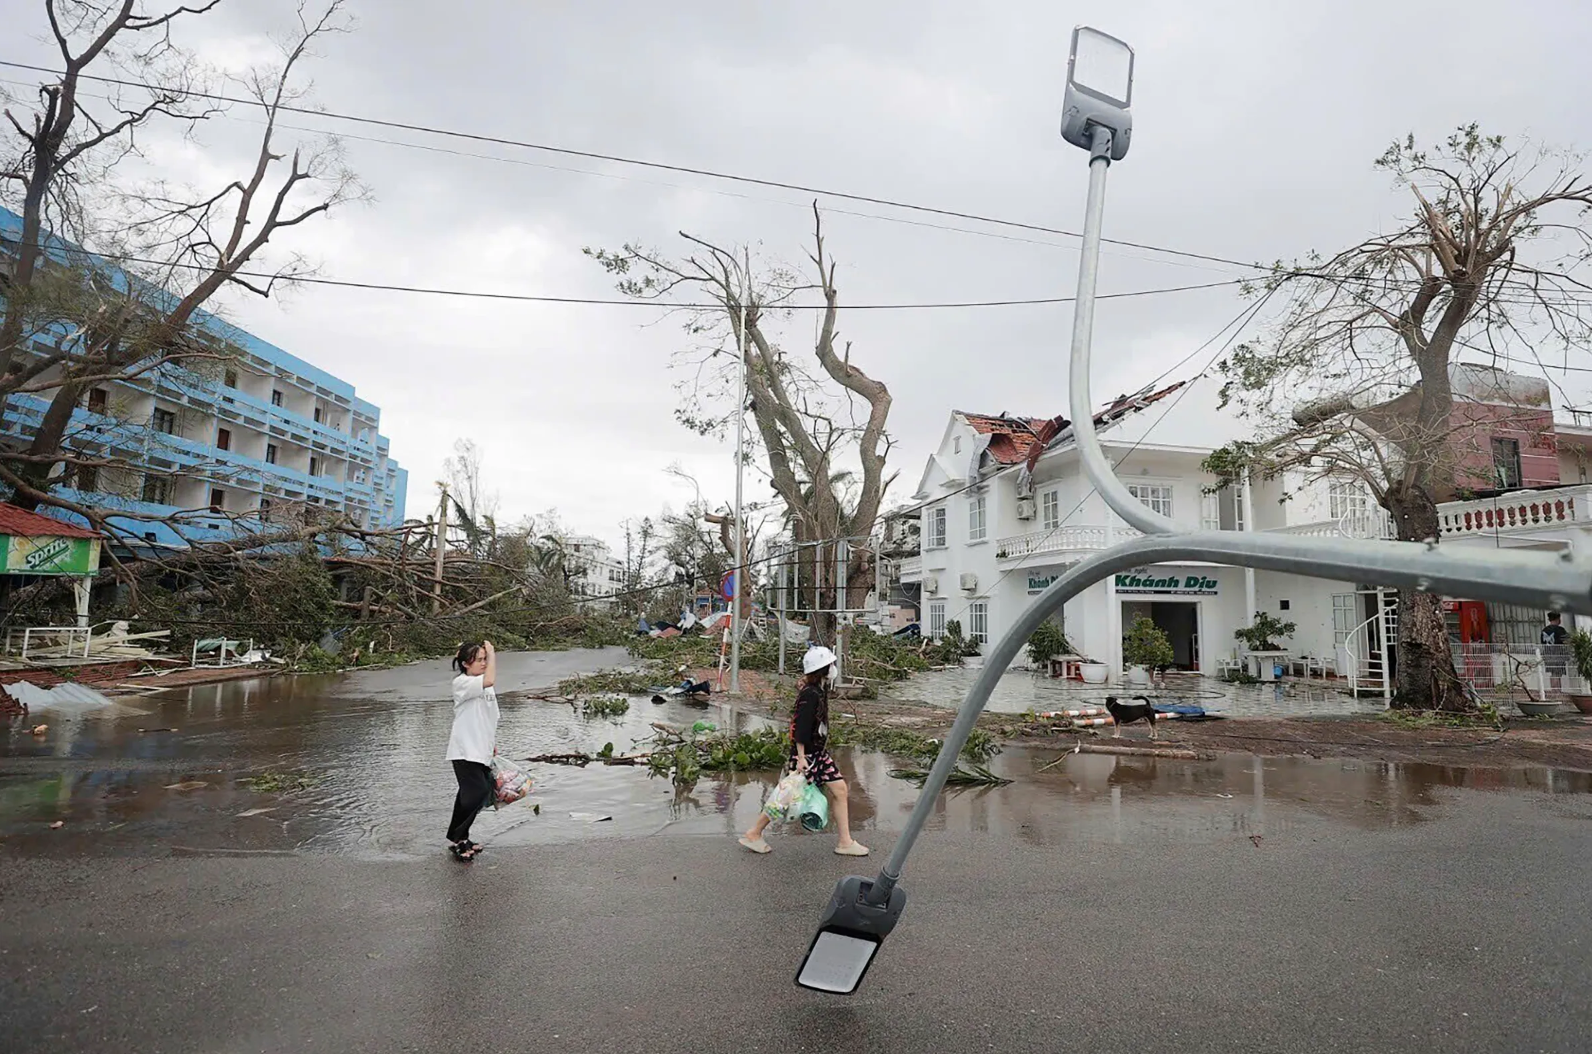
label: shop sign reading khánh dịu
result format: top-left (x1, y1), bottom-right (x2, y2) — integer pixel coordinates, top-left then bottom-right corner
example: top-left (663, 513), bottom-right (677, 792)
top-left (1114, 568), bottom-right (1219, 596)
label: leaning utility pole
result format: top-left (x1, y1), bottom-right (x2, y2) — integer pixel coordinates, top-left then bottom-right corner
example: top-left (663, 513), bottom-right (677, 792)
top-left (432, 483), bottom-right (449, 615)
top-left (729, 253), bottom-right (749, 694)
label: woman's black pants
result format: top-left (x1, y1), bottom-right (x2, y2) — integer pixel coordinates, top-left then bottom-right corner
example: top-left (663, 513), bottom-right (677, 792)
top-left (447, 760), bottom-right (493, 843)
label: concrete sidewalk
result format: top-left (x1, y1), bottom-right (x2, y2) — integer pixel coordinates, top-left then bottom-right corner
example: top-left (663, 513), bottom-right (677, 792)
top-left (4, 787), bottom-right (1589, 1053)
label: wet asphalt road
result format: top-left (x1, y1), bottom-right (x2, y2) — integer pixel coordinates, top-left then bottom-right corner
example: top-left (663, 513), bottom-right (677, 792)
top-left (4, 649), bottom-right (1592, 1051)
top-left (6, 782), bottom-right (1592, 1052)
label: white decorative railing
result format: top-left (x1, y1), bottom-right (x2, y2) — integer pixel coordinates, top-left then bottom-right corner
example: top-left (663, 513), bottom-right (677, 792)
top-left (897, 556), bottom-right (923, 581)
top-left (1438, 486), bottom-right (1589, 538)
top-left (995, 524), bottom-right (1143, 560)
top-left (1269, 510), bottom-right (1396, 541)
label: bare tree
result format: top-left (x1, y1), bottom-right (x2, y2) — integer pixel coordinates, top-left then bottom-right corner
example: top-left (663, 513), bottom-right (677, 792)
top-left (587, 205), bottom-right (896, 642)
top-left (443, 437), bottom-right (498, 525)
top-left (1, 0), bottom-right (223, 385)
top-left (1206, 126), bottom-right (1592, 710)
top-left (1, 0), bottom-right (363, 517)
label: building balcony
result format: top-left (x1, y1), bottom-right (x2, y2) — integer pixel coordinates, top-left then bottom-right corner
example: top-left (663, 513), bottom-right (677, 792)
top-left (1438, 485), bottom-right (1592, 540)
top-left (1265, 510), bottom-right (1395, 541)
top-left (995, 524), bottom-right (1143, 561)
top-left (898, 555), bottom-right (923, 582)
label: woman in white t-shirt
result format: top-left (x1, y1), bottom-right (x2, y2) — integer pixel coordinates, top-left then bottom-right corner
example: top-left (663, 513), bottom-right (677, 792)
top-left (446, 639), bottom-right (498, 861)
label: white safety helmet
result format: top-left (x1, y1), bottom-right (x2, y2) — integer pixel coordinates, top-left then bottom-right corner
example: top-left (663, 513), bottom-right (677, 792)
top-left (802, 646), bottom-right (837, 675)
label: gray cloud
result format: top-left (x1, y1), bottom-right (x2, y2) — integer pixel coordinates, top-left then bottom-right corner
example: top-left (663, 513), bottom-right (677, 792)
top-left (5, 0), bottom-right (1589, 545)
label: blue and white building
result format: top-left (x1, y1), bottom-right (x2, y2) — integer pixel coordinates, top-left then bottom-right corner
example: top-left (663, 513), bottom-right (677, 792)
top-left (1, 207), bottom-right (406, 548)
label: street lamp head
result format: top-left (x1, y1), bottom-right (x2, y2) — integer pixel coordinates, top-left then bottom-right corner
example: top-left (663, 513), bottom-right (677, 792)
top-left (1061, 26), bottom-right (1134, 161)
top-left (795, 875), bottom-right (907, 994)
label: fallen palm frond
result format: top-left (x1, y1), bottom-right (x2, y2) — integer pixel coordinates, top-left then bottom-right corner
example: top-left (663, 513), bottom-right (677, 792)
top-left (887, 762), bottom-right (1011, 787)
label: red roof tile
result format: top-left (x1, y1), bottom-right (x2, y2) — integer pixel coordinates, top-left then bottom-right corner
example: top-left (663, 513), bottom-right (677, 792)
top-left (958, 412), bottom-right (1054, 465)
top-left (0, 503), bottom-right (102, 539)
top-left (958, 380), bottom-right (1189, 468)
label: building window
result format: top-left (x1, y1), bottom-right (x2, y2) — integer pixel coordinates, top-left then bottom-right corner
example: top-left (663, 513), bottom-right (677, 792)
top-left (152, 408), bottom-right (177, 435)
top-left (224, 369), bottom-right (238, 388)
top-left (313, 407), bottom-right (325, 424)
top-left (1489, 602), bottom-right (1545, 647)
top-left (1200, 490), bottom-right (1221, 531)
top-left (1491, 437), bottom-right (1522, 490)
top-left (1127, 483), bottom-right (1172, 517)
top-left (309, 456), bottom-right (321, 476)
top-left (141, 474), bottom-right (171, 504)
top-left (1329, 480), bottom-right (1368, 521)
top-left (86, 388), bottom-right (108, 414)
top-left (259, 498), bottom-right (272, 515)
top-left (926, 506), bottom-right (947, 549)
top-left (265, 444), bottom-right (278, 465)
top-left (969, 601), bottom-right (989, 645)
top-left (209, 488), bottom-right (225, 513)
top-left (968, 492), bottom-right (987, 542)
top-left (953, 436), bottom-right (961, 455)
top-left (271, 389), bottom-right (284, 407)
top-left (928, 601), bottom-right (946, 639)
top-left (76, 464), bottom-right (99, 493)
top-left (1041, 489), bottom-right (1060, 530)
top-left (216, 427), bottom-right (231, 451)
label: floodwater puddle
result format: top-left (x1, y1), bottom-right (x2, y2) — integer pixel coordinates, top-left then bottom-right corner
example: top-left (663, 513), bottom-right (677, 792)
top-left (4, 648), bottom-right (1588, 858)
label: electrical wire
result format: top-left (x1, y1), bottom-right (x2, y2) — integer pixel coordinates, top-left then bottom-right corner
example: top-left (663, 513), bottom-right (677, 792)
top-left (18, 242), bottom-right (1247, 309)
top-left (0, 58), bottom-right (1267, 273)
top-left (85, 297), bottom-right (1265, 632)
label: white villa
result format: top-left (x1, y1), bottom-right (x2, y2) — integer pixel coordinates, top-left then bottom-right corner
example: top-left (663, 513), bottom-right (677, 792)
top-left (896, 367), bottom-right (1592, 692)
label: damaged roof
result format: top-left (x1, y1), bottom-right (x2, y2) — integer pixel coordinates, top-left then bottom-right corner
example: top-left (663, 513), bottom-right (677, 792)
top-left (956, 380), bottom-right (1189, 467)
top-left (0, 503), bottom-right (102, 540)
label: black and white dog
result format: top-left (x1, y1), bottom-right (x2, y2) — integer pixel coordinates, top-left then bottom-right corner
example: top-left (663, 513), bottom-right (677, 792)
top-left (1104, 695), bottom-right (1159, 740)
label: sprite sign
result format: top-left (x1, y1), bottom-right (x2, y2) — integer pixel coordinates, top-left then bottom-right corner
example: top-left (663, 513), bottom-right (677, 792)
top-left (0, 534), bottom-right (101, 576)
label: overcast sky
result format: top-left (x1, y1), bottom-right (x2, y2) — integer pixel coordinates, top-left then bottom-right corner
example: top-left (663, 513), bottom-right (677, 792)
top-left (4, 0), bottom-right (1590, 550)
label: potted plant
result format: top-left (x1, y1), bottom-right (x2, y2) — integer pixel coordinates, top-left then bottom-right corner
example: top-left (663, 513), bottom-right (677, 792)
top-left (1568, 629), bottom-right (1592, 715)
top-left (1122, 614), bottom-right (1174, 687)
top-left (1234, 612), bottom-right (1295, 682)
top-left (1078, 657), bottom-right (1109, 684)
top-left (1026, 619), bottom-right (1071, 672)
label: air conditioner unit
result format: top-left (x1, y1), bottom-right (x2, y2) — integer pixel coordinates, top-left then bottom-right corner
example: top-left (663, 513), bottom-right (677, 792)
top-left (923, 576), bottom-right (939, 595)
top-left (1016, 496), bottom-right (1037, 520)
top-left (959, 572), bottom-right (978, 592)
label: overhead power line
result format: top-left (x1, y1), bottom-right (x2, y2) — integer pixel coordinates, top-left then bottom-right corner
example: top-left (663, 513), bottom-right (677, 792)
top-left (0, 58), bottom-right (1267, 273)
top-left (32, 245), bottom-right (1245, 309)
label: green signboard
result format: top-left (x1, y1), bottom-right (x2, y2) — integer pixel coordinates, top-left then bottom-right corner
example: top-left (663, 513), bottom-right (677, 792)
top-left (0, 534), bottom-right (101, 576)
top-left (1027, 573), bottom-right (1059, 595)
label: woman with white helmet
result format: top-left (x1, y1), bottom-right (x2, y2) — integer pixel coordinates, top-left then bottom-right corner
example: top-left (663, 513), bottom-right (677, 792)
top-left (738, 644), bottom-right (869, 856)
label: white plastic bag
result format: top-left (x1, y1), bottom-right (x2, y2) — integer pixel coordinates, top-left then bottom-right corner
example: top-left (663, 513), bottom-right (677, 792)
top-left (762, 771), bottom-right (808, 823)
top-left (490, 755), bottom-right (532, 809)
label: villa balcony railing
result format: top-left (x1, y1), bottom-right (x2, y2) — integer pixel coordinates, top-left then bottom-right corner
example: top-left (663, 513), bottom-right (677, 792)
top-left (1267, 510), bottom-right (1395, 541)
top-left (1438, 485), bottom-right (1591, 539)
top-left (995, 524), bottom-right (1143, 560)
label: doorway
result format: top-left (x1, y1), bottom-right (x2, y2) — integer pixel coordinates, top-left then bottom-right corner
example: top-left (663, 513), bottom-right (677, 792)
top-left (1122, 599), bottom-right (1201, 671)
top-left (1151, 602), bottom-right (1200, 671)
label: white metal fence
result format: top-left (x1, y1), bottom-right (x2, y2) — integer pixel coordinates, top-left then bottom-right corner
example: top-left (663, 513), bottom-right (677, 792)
top-left (1452, 642), bottom-right (1585, 697)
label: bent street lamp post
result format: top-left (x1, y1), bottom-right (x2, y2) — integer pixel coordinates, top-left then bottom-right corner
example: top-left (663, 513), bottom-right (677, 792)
top-left (797, 24), bottom-right (1592, 994)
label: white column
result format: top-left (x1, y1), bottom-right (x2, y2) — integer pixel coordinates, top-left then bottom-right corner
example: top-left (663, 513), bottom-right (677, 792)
top-left (1242, 470), bottom-right (1258, 628)
top-left (1105, 573), bottom-right (1121, 682)
top-left (72, 576), bottom-right (92, 629)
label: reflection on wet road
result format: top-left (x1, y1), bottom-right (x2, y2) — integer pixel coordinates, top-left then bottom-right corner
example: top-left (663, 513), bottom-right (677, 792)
top-left (4, 648), bottom-right (1588, 858)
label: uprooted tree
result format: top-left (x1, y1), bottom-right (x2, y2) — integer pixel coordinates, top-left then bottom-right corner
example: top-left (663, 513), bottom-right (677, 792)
top-left (1205, 126), bottom-right (1592, 711)
top-left (587, 206), bottom-right (896, 643)
top-left (0, 0), bottom-right (362, 529)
